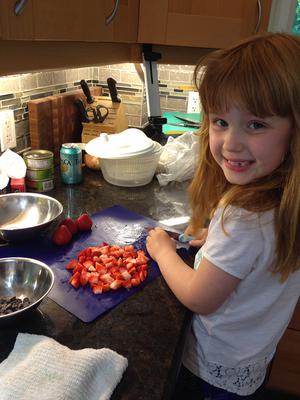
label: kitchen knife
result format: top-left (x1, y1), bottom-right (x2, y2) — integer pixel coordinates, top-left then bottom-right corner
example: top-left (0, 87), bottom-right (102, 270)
top-left (146, 227), bottom-right (194, 243)
top-left (168, 122), bottom-right (200, 129)
top-left (74, 98), bottom-right (90, 122)
top-left (80, 80), bottom-right (94, 104)
top-left (107, 77), bottom-right (121, 103)
top-left (175, 115), bottom-right (200, 125)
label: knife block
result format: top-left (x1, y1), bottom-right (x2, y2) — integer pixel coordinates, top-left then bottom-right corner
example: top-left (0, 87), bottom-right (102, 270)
top-left (81, 96), bottom-right (128, 143)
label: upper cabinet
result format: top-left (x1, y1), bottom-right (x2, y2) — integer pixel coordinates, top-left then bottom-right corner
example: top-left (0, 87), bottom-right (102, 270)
top-left (138, 0), bottom-right (273, 49)
top-left (0, 0), bottom-right (139, 43)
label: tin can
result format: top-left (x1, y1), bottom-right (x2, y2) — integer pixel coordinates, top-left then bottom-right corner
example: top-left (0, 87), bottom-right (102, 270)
top-left (26, 178), bottom-right (54, 192)
top-left (26, 166), bottom-right (54, 180)
top-left (60, 143), bottom-right (82, 184)
top-left (23, 150), bottom-right (54, 170)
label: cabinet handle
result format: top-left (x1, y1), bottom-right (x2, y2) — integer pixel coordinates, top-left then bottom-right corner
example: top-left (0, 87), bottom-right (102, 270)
top-left (14, 0), bottom-right (28, 16)
top-left (255, 0), bottom-right (262, 32)
top-left (105, 0), bottom-right (120, 25)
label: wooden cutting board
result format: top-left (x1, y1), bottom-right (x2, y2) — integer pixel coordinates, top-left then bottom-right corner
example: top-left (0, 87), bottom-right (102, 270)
top-left (28, 87), bottom-right (102, 164)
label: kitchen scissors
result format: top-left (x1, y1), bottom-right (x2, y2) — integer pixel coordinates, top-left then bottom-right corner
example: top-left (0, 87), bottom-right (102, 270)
top-left (86, 104), bottom-right (109, 123)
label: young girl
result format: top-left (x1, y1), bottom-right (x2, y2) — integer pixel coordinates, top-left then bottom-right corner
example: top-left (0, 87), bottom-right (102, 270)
top-left (146, 32), bottom-right (300, 399)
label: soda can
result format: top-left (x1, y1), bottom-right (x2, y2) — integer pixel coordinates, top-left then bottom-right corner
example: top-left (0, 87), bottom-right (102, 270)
top-left (60, 143), bottom-right (82, 184)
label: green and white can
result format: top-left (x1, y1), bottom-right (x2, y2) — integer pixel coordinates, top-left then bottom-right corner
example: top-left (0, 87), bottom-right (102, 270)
top-left (26, 178), bottom-right (54, 192)
top-left (26, 166), bottom-right (55, 180)
top-left (23, 150), bottom-right (54, 170)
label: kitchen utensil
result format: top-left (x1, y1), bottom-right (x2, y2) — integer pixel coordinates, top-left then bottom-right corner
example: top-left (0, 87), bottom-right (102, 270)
top-left (80, 79), bottom-right (94, 104)
top-left (0, 257), bottom-right (54, 324)
top-left (81, 96), bottom-right (128, 143)
top-left (162, 229), bottom-right (194, 243)
top-left (28, 87), bottom-right (102, 163)
top-left (107, 77), bottom-right (121, 103)
top-left (175, 115), bottom-right (200, 125)
top-left (74, 98), bottom-right (90, 122)
top-left (85, 129), bottom-right (155, 159)
top-left (168, 122), bottom-right (200, 129)
top-left (100, 141), bottom-right (162, 187)
top-left (0, 205), bottom-right (163, 322)
top-left (85, 129), bottom-right (161, 187)
top-left (86, 104), bottom-right (109, 123)
top-left (0, 193), bottom-right (63, 242)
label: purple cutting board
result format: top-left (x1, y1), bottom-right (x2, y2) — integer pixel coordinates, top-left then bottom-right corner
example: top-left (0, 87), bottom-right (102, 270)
top-left (0, 205), bottom-right (161, 323)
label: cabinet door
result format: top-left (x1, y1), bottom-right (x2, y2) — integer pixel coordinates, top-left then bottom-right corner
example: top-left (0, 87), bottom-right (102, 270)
top-left (267, 329), bottom-right (300, 395)
top-left (0, 0), bottom-right (139, 42)
top-left (138, 0), bottom-right (272, 49)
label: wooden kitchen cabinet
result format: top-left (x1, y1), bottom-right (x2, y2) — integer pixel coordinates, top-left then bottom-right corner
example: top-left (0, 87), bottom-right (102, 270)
top-left (267, 299), bottom-right (300, 395)
top-left (0, 0), bottom-right (139, 43)
top-left (138, 0), bottom-right (273, 49)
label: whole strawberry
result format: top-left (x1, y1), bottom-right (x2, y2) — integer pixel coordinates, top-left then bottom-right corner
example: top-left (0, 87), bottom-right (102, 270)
top-left (52, 225), bottom-right (72, 246)
top-left (59, 217), bottom-right (78, 235)
top-left (76, 213), bottom-right (93, 231)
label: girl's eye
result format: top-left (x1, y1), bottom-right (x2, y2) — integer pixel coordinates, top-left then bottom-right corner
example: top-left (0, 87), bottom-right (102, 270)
top-left (248, 121), bottom-right (266, 130)
top-left (212, 119), bottom-right (228, 128)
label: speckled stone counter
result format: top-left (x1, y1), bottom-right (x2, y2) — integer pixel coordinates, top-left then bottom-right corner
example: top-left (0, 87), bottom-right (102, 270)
top-left (0, 168), bottom-right (194, 400)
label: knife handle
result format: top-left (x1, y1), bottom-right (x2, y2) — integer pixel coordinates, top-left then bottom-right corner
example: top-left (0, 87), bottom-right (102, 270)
top-left (74, 98), bottom-right (89, 122)
top-left (80, 80), bottom-right (94, 104)
top-left (107, 77), bottom-right (121, 103)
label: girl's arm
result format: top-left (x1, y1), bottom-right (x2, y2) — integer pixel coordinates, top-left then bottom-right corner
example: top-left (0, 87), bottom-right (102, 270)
top-left (146, 227), bottom-right (240, 315)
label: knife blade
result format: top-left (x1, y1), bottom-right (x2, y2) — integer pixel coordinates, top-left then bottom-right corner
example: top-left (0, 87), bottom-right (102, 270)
top-left (168, 122), bottom-right (200, 129)
top-left (175, 115), bottom-right (200, 125)
top-left (146, 226), bottom-right (193, 243)
top-left (80, 80), bottom-right (94, 104)
top-left (107, 77), bottom-right (121, 103)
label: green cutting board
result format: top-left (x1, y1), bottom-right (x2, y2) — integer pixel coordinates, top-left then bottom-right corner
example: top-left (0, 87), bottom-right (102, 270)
top-left (163, 111), bottom-right (201, 135)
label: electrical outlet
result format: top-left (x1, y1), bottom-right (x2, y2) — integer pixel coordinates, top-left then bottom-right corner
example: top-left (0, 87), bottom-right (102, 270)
top-left (0, 110), bottom-right (16, 152)
top-left (187, 91), bottom-right (200, 113)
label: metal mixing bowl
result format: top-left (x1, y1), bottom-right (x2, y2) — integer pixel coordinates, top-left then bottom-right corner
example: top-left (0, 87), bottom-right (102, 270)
top-left (0, 257), bottom-right (54, 323)
top-left (0, 193), bottom-right (63, 242)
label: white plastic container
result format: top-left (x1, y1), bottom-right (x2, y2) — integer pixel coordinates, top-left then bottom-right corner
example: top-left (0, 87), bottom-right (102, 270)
top-left (85, 129), bottom-right (162, 187)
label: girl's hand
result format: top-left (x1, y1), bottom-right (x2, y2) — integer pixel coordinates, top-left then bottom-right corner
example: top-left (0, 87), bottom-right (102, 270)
top-left (146, 227), bottom-right (177, 262)
top-left (187, 228), bottom-right (208, 248)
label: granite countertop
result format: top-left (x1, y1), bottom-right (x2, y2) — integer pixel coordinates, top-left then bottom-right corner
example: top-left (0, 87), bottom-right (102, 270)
top-left (0, 167), bottom-right (194, 400)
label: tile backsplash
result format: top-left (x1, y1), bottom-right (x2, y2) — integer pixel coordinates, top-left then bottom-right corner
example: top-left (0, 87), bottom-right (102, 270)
top-left (0, 63), bottom-right (196, 154)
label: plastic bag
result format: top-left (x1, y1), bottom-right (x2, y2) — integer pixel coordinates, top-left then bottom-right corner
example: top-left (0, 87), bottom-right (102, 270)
top-left (0, 149), bottom-right (26, 189)
top-left (156, 132), bottom-right (199, 186)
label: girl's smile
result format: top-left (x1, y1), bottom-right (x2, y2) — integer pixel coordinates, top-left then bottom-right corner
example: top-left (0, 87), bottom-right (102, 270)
top-left (209, 107), bottom-right (292, 185)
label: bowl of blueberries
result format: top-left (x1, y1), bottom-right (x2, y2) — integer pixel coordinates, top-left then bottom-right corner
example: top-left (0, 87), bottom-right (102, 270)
top-left (0, 257), bottom-right (54, 324)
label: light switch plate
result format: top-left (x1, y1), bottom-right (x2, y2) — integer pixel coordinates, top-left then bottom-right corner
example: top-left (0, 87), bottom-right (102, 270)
top-left (0, 109), bottom-right (16, 151)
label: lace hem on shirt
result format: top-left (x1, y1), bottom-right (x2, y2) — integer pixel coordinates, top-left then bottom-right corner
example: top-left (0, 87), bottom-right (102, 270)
top-left (198, 357), bottom-right (269, 396)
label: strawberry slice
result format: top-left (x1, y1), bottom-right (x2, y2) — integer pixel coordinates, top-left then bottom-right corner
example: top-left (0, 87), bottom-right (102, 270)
top-left (110, 279), bottom-right (123, 290)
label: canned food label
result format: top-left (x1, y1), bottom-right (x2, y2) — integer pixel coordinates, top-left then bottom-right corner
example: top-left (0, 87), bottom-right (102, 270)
top-left (26, 178), bottom-right (54, 192)
top-left (26, 166), bottom-right (54, 180)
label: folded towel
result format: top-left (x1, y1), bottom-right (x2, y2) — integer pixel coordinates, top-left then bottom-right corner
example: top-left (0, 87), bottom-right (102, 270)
top-left (0, 333), bottom-right (128, 400)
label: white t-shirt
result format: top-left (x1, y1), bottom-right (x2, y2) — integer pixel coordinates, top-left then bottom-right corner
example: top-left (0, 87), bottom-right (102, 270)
top-left (183, 206), bottom-right (300, 396)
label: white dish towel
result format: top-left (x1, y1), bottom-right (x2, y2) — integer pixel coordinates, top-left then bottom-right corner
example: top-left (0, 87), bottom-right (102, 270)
top-left (0, 333), bottom-right (128, 400)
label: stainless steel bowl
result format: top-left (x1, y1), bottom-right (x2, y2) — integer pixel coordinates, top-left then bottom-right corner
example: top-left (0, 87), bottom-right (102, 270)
top-left (0, 257), bottom-right (54, 323)
top-left (0, 193), bottom-right (63, 242)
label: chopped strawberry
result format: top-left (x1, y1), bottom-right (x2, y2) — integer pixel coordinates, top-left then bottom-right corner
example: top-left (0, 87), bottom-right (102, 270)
top-left (121, 270), bottom-right (131, 281)
top-left (92, 284), bottom-right (103, 294)
top-left (100, 273), bottom-right (114, 284)
top-left (67, 259), bottom-right (78, 270)
top-left (66, 242), bottom-right (149, 294)
top-left (122, 280), bottom-right (132, 289)
top-left (88, 272), bottom-right (99, 285)
top-left (110, 279), bottom-right (123, 290)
